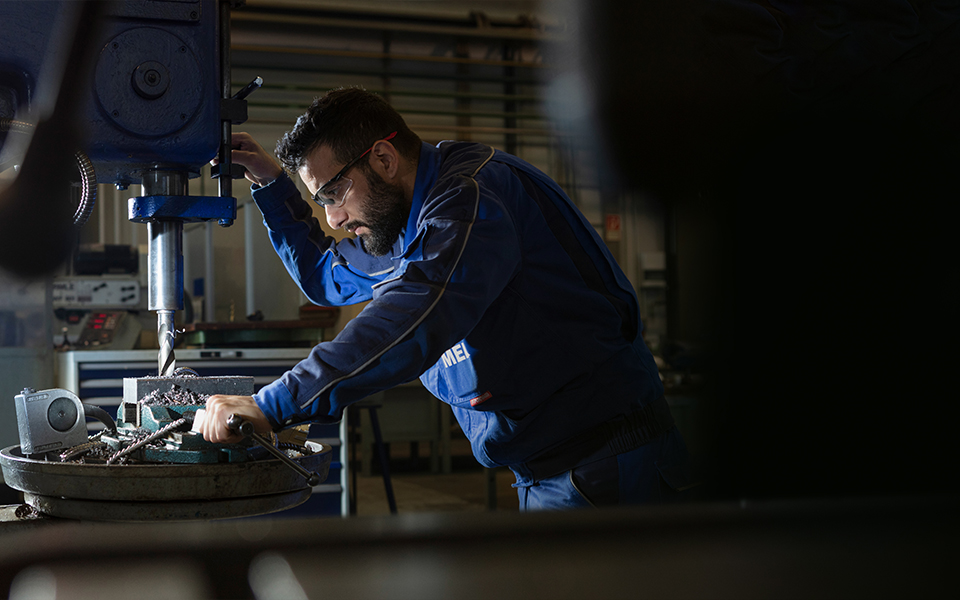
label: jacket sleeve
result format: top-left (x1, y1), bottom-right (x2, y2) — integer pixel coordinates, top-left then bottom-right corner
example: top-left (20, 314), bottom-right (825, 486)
top-left (254, 171), bottom-right (522, 428)
top-left (251, 172), bottom-right (396, 306)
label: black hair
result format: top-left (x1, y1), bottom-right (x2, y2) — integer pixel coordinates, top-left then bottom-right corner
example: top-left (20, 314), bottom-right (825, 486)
top-left (275, 87), bottom-right (421, 174)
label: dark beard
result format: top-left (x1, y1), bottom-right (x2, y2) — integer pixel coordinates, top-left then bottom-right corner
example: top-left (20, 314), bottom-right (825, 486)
top-left (346, 170), bottom-right (408, 257)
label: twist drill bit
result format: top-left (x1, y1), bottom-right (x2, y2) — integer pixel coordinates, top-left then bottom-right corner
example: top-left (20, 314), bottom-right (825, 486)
top-left (157, 309), bottom-right (176, 376)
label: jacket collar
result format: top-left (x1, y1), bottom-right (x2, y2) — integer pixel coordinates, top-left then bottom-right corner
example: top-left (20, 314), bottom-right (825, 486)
top-left (403, 142), bottom-right (442, 243)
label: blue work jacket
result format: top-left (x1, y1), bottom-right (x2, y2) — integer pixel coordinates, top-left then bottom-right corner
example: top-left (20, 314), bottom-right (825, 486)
top-left (251, 141), bottom-right (664, 480)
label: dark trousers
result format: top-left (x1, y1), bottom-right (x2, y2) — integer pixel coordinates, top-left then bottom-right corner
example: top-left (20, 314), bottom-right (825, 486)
top-left (514, 427), bottom-right (694, 510)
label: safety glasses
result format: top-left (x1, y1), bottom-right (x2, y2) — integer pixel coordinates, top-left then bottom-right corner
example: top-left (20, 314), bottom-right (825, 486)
top-left (312, 131), bottom-right (398, 207)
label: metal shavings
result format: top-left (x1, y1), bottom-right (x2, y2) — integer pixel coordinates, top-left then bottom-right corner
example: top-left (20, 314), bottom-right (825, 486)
top-left (106, 419), bottom-right (187, 465)
top-left (60, 430), bottom-right (109, 464)
top-left (74, 444), bottom-right (115, 463)
top-left (14, 504), bottom-right (41, 520)
top-left (60, 441), bottom-right (101, 462)
top-left (59, 436), bottom-right (124, 464)
top-left (139, 384), bottom-right (209, 407)
top-left (60, 431), bottom-right (107, 462)
top-left (277, 442), bottom-right (314, 456)
top-left (78, 427), bottom-right (174, 465)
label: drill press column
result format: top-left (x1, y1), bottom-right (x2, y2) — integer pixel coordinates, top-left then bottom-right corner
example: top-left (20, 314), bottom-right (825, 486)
top-left (143, 170), bottom-right (186, 376)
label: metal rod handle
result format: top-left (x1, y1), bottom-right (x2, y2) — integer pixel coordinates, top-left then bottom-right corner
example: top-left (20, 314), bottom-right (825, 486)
top-left (227, 414), bottom-right (320, 486)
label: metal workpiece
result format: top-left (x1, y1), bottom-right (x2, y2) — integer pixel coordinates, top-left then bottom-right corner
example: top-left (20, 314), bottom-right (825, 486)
top-left (123, 375), bottom-right (254, 410)
top-left (121, 374), bottom-right (254, 426)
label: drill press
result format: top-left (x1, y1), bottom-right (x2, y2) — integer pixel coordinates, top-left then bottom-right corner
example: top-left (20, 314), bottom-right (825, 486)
top-left (0, 1), bottom-right (332, 522)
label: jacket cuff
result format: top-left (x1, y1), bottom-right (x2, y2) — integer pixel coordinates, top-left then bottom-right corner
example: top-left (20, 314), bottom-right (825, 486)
top-left (250, 170), bottom-right (300, 216)
top-left (254, 378), bottom-right (310, 430)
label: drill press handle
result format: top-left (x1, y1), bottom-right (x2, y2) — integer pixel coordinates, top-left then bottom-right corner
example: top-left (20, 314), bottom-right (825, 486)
top-left (226, 413), bottom-right (321, 486)
top-left (226, 413), bottom-right (254, 436)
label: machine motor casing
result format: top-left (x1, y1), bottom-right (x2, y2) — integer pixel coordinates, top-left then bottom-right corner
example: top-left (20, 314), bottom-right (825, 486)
top-left (88, 0), bottom-right (221, 186)
top-left (14, 388), bottom-right (88, 455)
top-left (0, 0), bottom-right (221, 186)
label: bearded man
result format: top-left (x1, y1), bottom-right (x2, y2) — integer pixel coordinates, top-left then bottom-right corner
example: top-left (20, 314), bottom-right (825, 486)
top-left (201, 87), bottom-right (693, 509)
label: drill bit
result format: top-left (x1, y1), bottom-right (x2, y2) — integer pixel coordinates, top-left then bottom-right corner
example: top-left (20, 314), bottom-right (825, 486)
top-left (157, 309), bottom-right (176, 376)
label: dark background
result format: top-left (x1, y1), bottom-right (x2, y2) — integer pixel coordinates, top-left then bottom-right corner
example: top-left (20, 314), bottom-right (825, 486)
top-left (557, 0), bottom-right (960, 500)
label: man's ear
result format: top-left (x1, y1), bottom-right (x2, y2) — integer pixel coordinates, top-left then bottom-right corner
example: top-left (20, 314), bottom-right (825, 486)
top-left (369, 140), bottom-right (401, 181)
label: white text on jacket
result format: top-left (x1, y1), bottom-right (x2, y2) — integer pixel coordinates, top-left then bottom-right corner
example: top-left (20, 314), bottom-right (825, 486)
top-left (440, 342), bottom-right (471, 368)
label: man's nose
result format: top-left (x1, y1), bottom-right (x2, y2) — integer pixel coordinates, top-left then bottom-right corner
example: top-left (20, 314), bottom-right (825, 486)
top-left (325, 204), bottom-right (347, 230)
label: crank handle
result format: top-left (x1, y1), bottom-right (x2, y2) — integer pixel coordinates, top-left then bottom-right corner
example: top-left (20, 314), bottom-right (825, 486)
top-left (226, 413), bottom-right (321, 486)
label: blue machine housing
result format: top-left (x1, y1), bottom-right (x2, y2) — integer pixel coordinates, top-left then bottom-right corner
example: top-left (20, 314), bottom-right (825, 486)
top-left (0, 0), bottom-right (220, 186)
top-left (0, 4), bottom-right (53, 118)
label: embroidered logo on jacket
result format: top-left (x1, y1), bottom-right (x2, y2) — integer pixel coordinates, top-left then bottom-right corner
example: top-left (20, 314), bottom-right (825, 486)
top-left (440, 342), bottom-right (471, 368)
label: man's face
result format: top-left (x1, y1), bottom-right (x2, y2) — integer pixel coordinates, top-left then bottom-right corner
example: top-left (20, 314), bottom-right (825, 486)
top-left (347, 168), bottom-right (408, 256)
top-left (300, 144), bottom-right (408, 256)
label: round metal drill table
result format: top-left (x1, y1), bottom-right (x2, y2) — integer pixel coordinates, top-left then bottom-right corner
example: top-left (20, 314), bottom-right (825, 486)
top-left (0, 442), bottom-right (331, 522)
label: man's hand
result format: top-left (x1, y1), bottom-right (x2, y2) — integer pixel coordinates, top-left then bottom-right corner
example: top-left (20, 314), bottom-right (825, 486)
top-left (201, 395), bottom-right (273, 444)
top-left (211, 132), bottom-right (283, 187)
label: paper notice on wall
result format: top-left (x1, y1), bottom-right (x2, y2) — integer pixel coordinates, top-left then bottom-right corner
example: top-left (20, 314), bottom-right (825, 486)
top-left (605, 214), bottom-right (622, 242)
